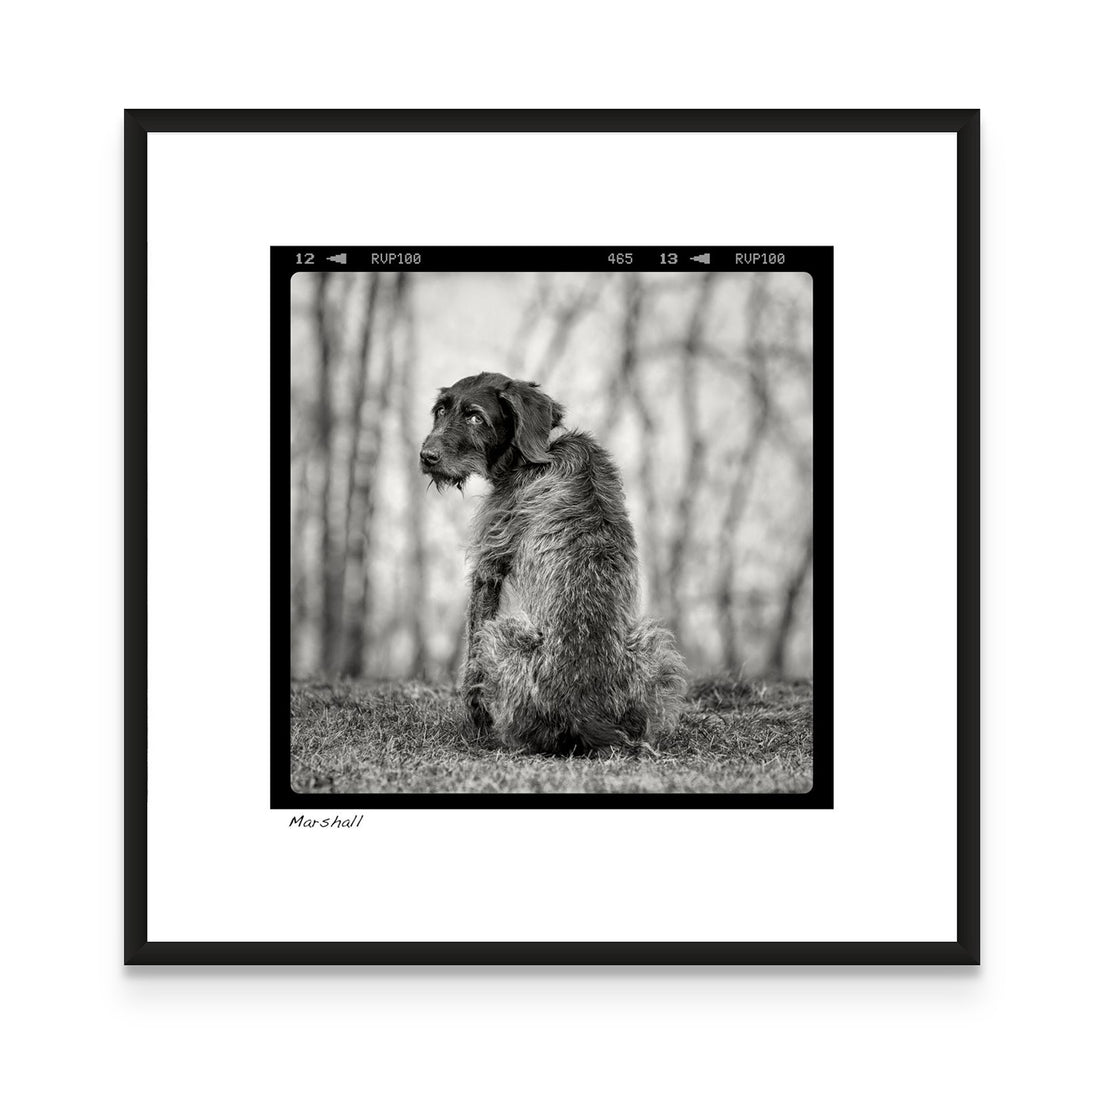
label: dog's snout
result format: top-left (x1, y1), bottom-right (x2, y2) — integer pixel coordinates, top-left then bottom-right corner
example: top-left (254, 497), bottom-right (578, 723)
top-left (420, 447), bottom-right (441, 468)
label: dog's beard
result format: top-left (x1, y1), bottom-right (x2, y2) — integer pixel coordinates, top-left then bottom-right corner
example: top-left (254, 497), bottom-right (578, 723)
top-left (424, 458), bottom-right (485, 492)
top-left (427, 470), bottom-right (469, 492)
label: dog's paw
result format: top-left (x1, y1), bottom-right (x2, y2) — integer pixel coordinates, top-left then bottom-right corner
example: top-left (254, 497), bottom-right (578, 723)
top-left (463, 692), bottom-right (494, 738)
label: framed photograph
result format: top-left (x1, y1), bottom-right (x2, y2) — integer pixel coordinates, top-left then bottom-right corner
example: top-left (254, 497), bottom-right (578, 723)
top-left (277, 244), bottom-right (831, 810)
top-left (126, 109), bottom-right (978, 964)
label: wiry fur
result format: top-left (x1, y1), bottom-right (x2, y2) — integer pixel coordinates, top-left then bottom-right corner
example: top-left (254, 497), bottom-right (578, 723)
top-left (420, 373), bottom-right (686, 754)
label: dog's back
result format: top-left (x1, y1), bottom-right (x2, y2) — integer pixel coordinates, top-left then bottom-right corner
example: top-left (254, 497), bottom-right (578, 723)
top-left (473, 431), bottom-right (686, 753)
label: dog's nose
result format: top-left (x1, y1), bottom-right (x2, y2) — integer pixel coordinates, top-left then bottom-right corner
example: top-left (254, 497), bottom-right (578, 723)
top-left (420, 448), bottom-right (441, 468)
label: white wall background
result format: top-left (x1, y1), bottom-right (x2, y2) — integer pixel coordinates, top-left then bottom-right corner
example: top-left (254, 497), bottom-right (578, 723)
top-left (2, 2), bottom-right (1095, 1098)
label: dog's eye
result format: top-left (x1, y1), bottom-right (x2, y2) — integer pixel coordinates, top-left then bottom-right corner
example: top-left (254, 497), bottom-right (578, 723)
top-left (466, 412), bottom-right (483, 426)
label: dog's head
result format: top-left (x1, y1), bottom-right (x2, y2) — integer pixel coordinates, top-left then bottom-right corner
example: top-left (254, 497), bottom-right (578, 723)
top-left (419, 372), bottom-right (565, 490)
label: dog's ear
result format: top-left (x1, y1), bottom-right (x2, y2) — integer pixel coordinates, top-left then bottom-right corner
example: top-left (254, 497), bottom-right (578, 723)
top-left (499, 380), bottom-right (564, 465)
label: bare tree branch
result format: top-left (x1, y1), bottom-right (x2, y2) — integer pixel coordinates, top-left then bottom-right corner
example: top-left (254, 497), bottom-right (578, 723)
top-left (536, 274), bottom-right (606, 384)
top-left (593, 275), bottom-right (667, 617)
top-left (506, 273), bottom-right (552, 375)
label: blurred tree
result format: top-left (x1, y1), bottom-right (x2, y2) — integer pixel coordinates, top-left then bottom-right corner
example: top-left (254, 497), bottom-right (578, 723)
top-left (769, 524), bottom-right (814, 677)
top-left (601, 273), bottom-right (666, 617)
top-left (338, 272), bottom-right (382, 677)
top-left (312, 272), bottom-right (341, 671)
top-left (715, 275), bottom-right (773, 669)
top-left (399, 277), bottom-right (429, 680)
top-left (667, 272), bottom-right (716, 643)
top-left (290, 268), bottom-right (814, 683)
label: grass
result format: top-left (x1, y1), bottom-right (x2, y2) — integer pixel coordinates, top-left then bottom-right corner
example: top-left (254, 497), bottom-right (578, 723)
top-left (290, 677), bottom-right (813, 795)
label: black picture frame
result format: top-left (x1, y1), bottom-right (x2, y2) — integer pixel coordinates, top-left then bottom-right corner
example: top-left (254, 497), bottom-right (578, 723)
top-left (125, 108), bottom-right (979, 965)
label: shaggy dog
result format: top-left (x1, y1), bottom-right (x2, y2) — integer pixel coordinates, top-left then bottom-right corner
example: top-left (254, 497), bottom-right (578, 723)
top-left (420, 372), bottom-right (686, 754)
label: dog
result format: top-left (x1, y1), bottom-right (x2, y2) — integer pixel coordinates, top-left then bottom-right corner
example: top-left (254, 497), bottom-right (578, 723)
top-left (419, 372), bottom-right (686, 754)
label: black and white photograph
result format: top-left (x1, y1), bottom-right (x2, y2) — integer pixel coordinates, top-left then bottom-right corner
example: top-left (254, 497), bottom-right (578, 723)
top-left (286, 253), bottom-right (823, 797)
top-left (20, 0), bottom-right (1100, 1085)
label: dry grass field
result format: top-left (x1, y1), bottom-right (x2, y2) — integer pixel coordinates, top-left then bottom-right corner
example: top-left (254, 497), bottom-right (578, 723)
top-left (290, 678), bottom-right (813, 795)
